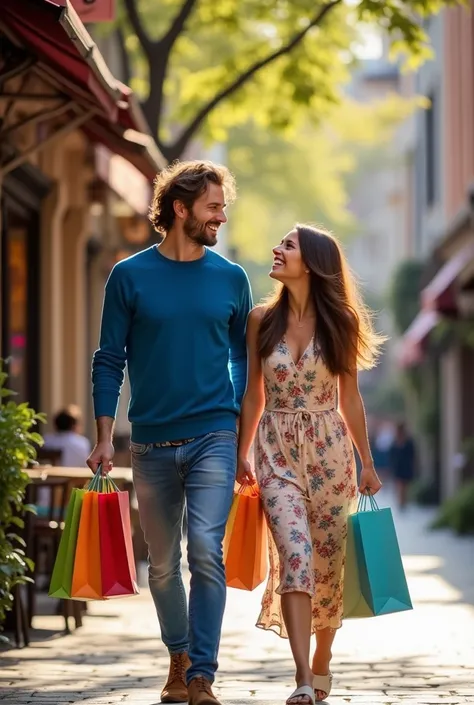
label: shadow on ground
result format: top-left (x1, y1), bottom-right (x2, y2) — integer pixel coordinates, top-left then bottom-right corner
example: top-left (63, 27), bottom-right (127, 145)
top-left (1, 646), bottom-right (473, 703)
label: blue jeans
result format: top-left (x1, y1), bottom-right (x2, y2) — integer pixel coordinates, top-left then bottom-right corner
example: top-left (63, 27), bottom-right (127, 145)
top-left (131, 431), bottom-right (237, 684)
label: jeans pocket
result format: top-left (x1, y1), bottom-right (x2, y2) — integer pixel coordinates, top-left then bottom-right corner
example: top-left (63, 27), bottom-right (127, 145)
top-left (130, 442), bottom-right (152, 456)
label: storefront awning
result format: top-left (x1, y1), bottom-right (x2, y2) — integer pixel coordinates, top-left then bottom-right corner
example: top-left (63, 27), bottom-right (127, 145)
top-left (1, 0), bottom-right (165, 179)
top-left (421, 241), bottom-right (474, 312)
top-left (397, 309), bottom-right (440, 368)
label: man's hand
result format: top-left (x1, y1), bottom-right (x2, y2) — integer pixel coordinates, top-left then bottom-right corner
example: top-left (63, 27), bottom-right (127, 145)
top-left (87, 441), bottom-right (114, 475)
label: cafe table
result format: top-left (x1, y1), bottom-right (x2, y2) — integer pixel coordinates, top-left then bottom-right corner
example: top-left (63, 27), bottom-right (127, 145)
top-left (25, 466), bottom-right (133, 486)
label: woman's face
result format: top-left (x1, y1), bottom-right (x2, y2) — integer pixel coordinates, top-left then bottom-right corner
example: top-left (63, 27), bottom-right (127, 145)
top-left (270, 229), bottom-right (308, 282)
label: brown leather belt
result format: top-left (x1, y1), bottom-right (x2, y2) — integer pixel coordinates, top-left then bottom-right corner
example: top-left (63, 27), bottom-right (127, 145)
top-left (153, 438), bottom-right (196, 448)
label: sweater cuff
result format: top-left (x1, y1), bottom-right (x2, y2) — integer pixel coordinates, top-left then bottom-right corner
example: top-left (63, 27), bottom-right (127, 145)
top-left (93, 392), bottom-right (120, 420)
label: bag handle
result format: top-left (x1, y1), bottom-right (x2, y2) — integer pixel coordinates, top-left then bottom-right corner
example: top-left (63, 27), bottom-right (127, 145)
top-left (87, 465), bottom-right (120, 493)
top-left (236, 480), bottom-right (259, 498)
top-left (357, 490), bottom-right (379, 513)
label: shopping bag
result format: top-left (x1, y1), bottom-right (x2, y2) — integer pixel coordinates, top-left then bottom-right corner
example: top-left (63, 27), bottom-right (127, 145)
top-left (98, 489), bottom-right (139, 598)
top-left (343, 494), bottom-right (413, 618)
top-left (222, 487), bottom-right (240, 564)
top-left (223, 483), bottom-right (268, 591)
top-left (71, 491), bottom-right (103, 600)
top-left (49, 488), bottom-right (86, 598)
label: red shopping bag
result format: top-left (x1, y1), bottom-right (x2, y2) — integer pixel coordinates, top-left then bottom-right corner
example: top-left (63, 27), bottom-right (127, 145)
top-left (223, 483), bottom-right (268, 591)
top-left (98, 490), bottom-right (139, 598)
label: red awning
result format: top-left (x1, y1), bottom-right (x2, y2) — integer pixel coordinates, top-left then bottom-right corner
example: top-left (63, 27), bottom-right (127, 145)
top-left (1, 0), bottom-right (164, 179)
top-left (421, 241), bottom-right (474, 312)
top-left (397, 310), bottom-right (440, 368)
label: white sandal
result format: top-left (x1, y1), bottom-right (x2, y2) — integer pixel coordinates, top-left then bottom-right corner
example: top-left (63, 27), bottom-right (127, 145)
top-left (313, 673), bottom-right (333, 702)
top-left (286, 684), bottom-right (315, 705)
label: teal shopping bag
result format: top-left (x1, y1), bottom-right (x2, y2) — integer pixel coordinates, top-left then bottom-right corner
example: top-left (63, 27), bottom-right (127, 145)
top-left (49, 488), bottom-right (86, 599)
top-left (343, 494), bottom-right (413, 618)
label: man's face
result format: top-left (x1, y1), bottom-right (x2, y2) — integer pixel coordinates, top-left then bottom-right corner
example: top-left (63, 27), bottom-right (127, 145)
top-left (183, 183), bottom-right (227, 247)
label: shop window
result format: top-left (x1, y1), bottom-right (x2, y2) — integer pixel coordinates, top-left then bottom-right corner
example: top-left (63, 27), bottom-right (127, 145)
top-left (5, 220), bottom-right (28, 400)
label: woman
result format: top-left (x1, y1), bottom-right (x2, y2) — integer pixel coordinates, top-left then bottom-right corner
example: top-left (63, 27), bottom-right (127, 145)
top-left (237, 224), bottom-right (384, 705)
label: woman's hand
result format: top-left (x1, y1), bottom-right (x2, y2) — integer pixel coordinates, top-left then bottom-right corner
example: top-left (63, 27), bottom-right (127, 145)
top-left (236, 457), bottom-right (255, 485)
top-left (359, 466), bottom-right (382, 495)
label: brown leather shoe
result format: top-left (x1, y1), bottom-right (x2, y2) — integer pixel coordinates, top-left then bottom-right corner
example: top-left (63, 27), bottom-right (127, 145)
top-left (188, 676), bottom-right (221, 705)
top-left (161, 652), bottom-right (191, 703)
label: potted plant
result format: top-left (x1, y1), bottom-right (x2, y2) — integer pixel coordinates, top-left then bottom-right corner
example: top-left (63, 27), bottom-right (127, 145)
top-left (0, 361), bottom-right (45, 641)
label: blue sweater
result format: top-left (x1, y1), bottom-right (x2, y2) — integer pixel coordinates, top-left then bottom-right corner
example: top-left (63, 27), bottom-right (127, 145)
top-left (92, 246), bottom-right (253, 443)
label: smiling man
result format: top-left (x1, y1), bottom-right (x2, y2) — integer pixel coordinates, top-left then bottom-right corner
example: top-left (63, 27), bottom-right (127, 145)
top-left (89, 161), bottom-right (253, 705)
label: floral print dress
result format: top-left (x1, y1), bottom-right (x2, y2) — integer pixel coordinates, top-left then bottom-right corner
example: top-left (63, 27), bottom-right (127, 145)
top-left (255, 336), bottom-right (357, 637)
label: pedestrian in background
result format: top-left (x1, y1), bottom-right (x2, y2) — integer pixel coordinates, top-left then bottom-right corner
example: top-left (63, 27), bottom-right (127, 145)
top-left (373, 419), bottom-right (395, 480)
top-left (389, 421), bottom-right (416, 510)
top-left (88, 161), bottom-right (252, 705)
top-left (237, 224), bottom-right (383, 705)
top-left (42, 405), bottom-right (91, 467)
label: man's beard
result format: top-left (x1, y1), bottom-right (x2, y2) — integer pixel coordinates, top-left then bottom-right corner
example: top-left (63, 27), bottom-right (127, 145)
top-left (184, 212), bottom-right (219, 247)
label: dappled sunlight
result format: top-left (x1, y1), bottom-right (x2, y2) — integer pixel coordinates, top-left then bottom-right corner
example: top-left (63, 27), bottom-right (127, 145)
top-left (402, 554), bottom-right (442, 573)
top-left (404, 555), bottom-right (464, 604)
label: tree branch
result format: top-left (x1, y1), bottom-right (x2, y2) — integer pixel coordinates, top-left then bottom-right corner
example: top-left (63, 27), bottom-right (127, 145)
top-left (166, 0), bottom-right (342, 161)
top-left (140, 0), bottom-right (200, 141)
top-left (123, 0), bottom-right (153, 51)
top-left (158, 0), bottom-right (200, 51)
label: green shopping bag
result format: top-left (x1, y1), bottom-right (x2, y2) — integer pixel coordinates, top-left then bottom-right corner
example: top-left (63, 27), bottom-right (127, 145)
top-left (343, 494), bottom-right (413, 618)
top-left (48, 488), bottom-right (86, 598)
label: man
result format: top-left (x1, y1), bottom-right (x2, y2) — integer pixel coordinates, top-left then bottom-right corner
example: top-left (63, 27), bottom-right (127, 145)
top-left (88, 161), bottom-right (252, 705)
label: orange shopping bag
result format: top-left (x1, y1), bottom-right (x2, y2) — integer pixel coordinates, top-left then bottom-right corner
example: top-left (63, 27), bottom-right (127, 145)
top-left (223, 483), bottom-right (268, 591)
top-left (71, 490), bottom-right (102, 600)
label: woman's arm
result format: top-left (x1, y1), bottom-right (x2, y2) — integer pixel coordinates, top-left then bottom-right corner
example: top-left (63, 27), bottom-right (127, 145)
top-left (236, 307), bottom-right (266, 484)
top-left (338, 369), bottom-right (382, 495)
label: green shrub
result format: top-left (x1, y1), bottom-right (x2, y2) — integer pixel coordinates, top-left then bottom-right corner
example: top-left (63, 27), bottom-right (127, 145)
top-left (410, 478), bottom-right (438, 506)
top-left (431, 481), bottom-right (474, 535)
top-left (389, 259), bottom-right (424, 334)
top-left (0, 362), bottom-right (45, 640)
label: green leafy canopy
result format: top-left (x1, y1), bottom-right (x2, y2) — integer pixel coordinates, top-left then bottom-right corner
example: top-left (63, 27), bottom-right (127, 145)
top-left (110, 0), bottom-right (461, 161)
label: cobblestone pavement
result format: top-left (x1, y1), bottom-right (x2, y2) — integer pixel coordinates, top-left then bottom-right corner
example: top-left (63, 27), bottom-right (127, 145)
top-left (1, 487), bottom-right (474, 705)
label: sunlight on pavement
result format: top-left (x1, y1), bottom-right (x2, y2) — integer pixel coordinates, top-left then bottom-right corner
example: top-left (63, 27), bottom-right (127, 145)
top-left (404, 555), bottom-right (464, 602)
top-left (402, 555), bottom-right (442, 572)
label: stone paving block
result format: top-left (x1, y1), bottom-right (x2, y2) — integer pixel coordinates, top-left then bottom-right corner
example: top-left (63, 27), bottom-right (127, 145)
top-left (1, 496), bottom-right (474, 705)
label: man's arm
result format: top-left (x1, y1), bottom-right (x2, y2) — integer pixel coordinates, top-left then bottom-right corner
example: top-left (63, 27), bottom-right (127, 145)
top-left (88, 266), bottom-right (131, 473)
top-left (229, 267), bottom-right (253, 407)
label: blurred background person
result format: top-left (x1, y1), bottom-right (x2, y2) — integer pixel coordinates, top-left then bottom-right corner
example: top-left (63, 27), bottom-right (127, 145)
top-left (42, 404), bottom-right (91, 467)
top-left (373, 419), bottom-right (395, 481)
top-left (389, 421), bottom-right (416, 510)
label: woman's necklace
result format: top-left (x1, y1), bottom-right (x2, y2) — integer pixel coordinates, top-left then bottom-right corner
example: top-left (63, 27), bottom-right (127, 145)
top-left (291, 312), bottom-right (315, 328)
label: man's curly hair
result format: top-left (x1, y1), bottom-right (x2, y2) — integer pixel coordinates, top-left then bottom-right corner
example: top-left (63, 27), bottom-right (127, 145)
top-left (149, 160), bottom-right (237, 234)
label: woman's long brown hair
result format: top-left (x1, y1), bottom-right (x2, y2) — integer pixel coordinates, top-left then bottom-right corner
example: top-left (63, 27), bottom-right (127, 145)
top-left (257, 224), bottom-right (385, 375)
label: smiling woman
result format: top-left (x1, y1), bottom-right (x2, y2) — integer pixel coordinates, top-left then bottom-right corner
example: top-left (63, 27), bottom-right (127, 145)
top-left (260, 224), bottom-right (384, 375)
top-left (236, 223), bottom-right (384, 705)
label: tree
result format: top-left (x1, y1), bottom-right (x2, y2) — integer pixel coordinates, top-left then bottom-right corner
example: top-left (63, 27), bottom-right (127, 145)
top-left (114, 0), bottom-right (459, 163)
top-left (227, 92), bottom-right (417, 302)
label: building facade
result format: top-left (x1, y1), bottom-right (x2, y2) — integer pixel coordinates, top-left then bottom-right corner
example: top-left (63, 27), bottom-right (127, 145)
top-left (399, 3), bottom-right (474, 500)
top-left (344, 52), bottom-right (417, 400)
top-left (1, 0), bottom-right (163, 449)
